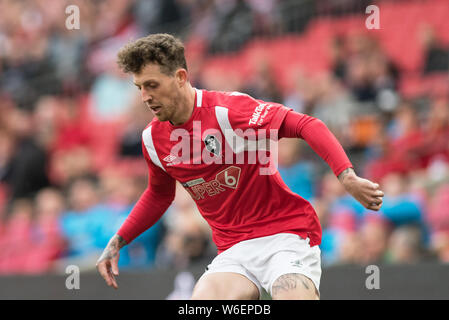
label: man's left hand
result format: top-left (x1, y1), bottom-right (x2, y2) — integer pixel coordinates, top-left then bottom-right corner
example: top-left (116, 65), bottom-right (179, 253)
top-left (338, 168), bottom-right (384, 211)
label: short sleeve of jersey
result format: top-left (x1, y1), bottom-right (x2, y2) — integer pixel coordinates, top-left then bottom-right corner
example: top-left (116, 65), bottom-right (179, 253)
top-left (221, 92), bottom-right (291, 136)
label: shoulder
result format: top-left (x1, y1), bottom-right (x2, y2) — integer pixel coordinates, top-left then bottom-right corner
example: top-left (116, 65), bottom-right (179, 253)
top-left (141, 119), bottom-right (165, 150)
top-left (202, 89), bottom-right (260, 111)
top-left (141, 120), bottom-right (169, 172)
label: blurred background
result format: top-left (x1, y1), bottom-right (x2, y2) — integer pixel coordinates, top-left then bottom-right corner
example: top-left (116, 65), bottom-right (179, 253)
top-left (0, 0), bottom-right (449, 299)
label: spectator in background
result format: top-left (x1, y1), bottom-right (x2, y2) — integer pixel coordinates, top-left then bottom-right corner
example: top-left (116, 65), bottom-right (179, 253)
top-left (50, 146), bottom-right (94, 188)
top-left (336, 33), bottom-right (399, 108)
top-left (155, 184), bottom-right (213, 269)
top-left (49, 96), bottom-right (91, 154)
top-left (58, 176), bottom-right (111, 269)
top-left (0, 199), bottom-right (32, 272)
top-left (387, 101), bottom-right (425, 169)
top-left (358, 214), bottom-right (391, 264)
top-left (330, 36), bottom-right (347, 81)
top-left (280, 0), bottom-right (315, 33)
top-left (119, 95), bottom-right (154, 157)
top-left (26, 188), bottom-right (66, 273)
top-left (426, 184), bottom-right (449, 262)
top-left (387, 225), bottom-right (424, 263)
top-left (419, 24), bottom-right (449, 75)
top-left (379, 173), bottom-right (424, 227)
top-left (278, 138), bottom-right (316, 202)
top-left (421, 97), bottom-right (449, 167)
top-left (208, 0), bottom-right (255, 53)
top-left (283, 70), bottom-right (321, 115)
top-left (246, 0), bottom-right (280, 36)
top-left (0, 198), bottom-right (46, 273)
top-left (320, 207), bottom-right (359, 265)
top-left (58, 170), bottom-right (163, 271)
top-left (0, 0), bottom-right (63, 109)
top-left (0, 130), bottom-right (15, 190)
top-left (32, 96), bottom-right (63, 153)
top-left (364, 101), bottom-right (425, 181)
top-left (47, 19), bottom-right (88, 92)
top-left (312, 73), bottom-right (357, 145)
top-left (0, 107), bottom-right (50, 201)
top-left (133, 0), bottom-right (185, 36)
top-left (98, 167), bottom-right (163, 269)
top-left (244, 61), bottom-right (283, 103)
top-left (316, 171), bottom-right (364, 265)
top-left (89, 59), bottom-right (137, 121)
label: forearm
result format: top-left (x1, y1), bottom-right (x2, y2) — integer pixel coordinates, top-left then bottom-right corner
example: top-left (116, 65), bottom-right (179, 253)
top-left (118, 141), bottom-right (176, 243)
top-left (98, 234), bottom-right (127, 262)
top-left (337, 167), bottom-right (361, 193)
top-left (337, 167), bottom-right (357, 185)
top-left (279, 111), bottom-right (353, 176)
top-left (117, 186), bottom-right (174, 244)
top-left (278, 112), bottom-right (383, 210)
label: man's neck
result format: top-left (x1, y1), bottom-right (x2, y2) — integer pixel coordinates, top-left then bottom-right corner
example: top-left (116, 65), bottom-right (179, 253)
top-left (170, 84), bottom-right (196, 126)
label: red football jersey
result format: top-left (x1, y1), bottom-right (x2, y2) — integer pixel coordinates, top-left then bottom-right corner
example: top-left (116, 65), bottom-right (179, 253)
top-left (136, 89), bottom-right (322, 252)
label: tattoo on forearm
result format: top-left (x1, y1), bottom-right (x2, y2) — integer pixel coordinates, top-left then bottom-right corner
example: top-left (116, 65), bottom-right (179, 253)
top-left (338, 167), bottom-right (355, 182)
top-left (98, 235), bottom-right (127, 262)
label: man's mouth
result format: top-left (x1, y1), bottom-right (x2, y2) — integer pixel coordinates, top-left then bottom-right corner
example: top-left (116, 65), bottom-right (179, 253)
top-left (150, 106), bottom-right (162, 114)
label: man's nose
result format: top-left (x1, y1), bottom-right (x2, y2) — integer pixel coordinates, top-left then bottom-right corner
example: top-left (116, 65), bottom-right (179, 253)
top-left (141, 89), bottom-right (153, 103)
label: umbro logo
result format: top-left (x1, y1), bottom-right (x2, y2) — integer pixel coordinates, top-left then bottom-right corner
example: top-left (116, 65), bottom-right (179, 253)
top-left (163, 154), bottom-right (178, 166)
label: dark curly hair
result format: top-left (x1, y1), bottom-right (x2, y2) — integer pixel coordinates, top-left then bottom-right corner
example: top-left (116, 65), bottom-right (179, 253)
top-left (117, 33), bottom-right (187, 75)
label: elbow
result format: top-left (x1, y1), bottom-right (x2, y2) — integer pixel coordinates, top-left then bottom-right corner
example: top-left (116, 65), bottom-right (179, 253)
top-left (300, 117), bottom-right (328, 137)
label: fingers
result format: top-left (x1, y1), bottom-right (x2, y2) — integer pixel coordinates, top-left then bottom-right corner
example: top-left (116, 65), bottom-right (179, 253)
top-left (97, 262), bottom-right (112, 287)
top-left (373, 189), bottom-right (384, 197)
top-left (365, 193), bottom-right (384, 211)
top-left (366, 181), bottom-right (384, 211)
top-left (346, 176), bottom-right (384, 211)
top-left (108, 268), bottom-right (118, 289)
top-left (369, 202), bottom-right (382, 210)
top-left (111, 258), bottom-right (119, 276)
top-left (97, 260), bottom-right (119, 289)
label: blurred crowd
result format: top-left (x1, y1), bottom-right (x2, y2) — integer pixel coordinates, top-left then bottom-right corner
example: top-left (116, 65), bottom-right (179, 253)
top-left (1, 0), bottom-right (449, 275)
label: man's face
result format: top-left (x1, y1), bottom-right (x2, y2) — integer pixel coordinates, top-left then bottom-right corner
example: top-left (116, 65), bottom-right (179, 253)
top-left (133, 63), bottom-right (182, 122)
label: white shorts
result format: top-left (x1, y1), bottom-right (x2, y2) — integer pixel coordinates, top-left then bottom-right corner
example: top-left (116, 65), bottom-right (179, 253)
top-left (200, 233), bottom-right (321, 298)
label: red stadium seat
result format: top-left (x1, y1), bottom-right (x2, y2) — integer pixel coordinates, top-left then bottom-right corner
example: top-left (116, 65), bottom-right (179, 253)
top-left (194, 0), bottom-right (448, 95)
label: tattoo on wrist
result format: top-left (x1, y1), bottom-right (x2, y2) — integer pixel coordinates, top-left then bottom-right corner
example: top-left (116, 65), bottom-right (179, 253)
top-left (98, 235), bottom-right (127, 262)
top-left (338, 167), bottom-right (355, 182)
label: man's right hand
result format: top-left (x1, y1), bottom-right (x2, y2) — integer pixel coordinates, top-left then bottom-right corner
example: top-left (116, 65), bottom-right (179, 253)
top-left (96, 234), bottom-right (127, 289)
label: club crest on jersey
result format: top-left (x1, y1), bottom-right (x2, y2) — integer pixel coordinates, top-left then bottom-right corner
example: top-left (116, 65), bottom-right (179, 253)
top-left (204, 134), bottom-right (221, 157)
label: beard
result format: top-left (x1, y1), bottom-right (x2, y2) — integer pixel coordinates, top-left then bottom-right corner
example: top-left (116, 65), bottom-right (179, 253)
top-left (147, 85), bottom-right (189, 125)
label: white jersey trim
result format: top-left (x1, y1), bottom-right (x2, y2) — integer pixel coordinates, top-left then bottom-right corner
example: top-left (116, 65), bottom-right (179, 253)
top-left (195, 88), bottom-right (203, 107)
top-left (215, 106), bottom-right (267, 154)
top-left (142, 125), bottom-right (166, 172)
top-left (215, 106), bottom-right (244, 153)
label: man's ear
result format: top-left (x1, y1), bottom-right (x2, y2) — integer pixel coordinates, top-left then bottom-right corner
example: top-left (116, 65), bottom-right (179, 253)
top-left (175, 68), bottom-right (188, 87)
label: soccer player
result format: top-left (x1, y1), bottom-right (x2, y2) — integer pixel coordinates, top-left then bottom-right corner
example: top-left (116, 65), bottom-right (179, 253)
top-left (96, 34), bottom-right (384, 300)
